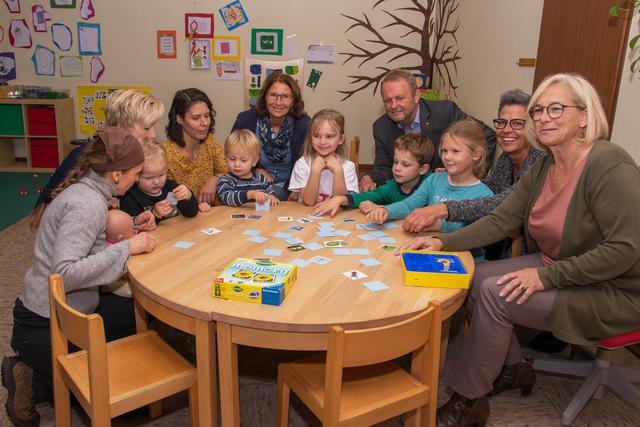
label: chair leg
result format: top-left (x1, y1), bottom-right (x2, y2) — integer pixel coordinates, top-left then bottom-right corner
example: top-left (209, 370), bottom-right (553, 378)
top-left (534, 358), bottom-right (593, 378)
top-left (149, 400), bottom-right (162, 419)
top-left (606, 367), bottom-right (640, 411)
top-left (276, 367), bottom-right (291, 427)
top-left (561, 367), bottom-right (605, 427)
top-left (53, 375), bottom-right (72, 427)
top-left (439, 318), bottom-right (452, 373)
top-left (188, 383), bottom-right (200, 427)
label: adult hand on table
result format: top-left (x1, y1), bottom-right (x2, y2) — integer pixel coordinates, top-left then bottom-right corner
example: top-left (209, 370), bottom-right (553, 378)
top-left (199, 176), bottom-right (219, 205)
top-left (134, 210), bottom-right (156, 231)
top-left (129, 232), bottom-right (156, 254)
top-left (394, 236), bottom-right (443, 255)
top-left (497, 268), bottom-right (545, 305)
top-left (402, 203), bottom-right (448, 233)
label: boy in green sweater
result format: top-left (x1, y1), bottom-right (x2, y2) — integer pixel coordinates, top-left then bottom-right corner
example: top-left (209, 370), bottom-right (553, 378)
top-left (313, 133), bottom-right (434, 217)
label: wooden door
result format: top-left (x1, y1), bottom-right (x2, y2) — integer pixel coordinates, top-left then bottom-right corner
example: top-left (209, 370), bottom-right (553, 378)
top-left (534, 0), bottom-right (633, 130)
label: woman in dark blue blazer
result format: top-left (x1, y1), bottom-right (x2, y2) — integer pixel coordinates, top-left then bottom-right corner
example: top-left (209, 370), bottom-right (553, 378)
top-left (232, 72), bottom-right (310, 200)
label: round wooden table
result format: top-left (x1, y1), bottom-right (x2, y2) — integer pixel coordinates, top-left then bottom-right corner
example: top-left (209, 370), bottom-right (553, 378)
top-left (128, 202), bottom-right (472, 427)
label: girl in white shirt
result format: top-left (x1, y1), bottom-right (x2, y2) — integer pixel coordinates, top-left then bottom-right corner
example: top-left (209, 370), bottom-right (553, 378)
top-left (288, 109), bottom-right (358, 205)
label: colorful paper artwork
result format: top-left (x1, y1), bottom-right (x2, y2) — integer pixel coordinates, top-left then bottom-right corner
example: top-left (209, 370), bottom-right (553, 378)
top-left (50, 0), bottom-right (75, 8)
top-left (0, 52), bottom-right (17, 81)
top-left (59, 55), bottom-right (82, 77)
top-left (32, 5), bottom-right (52, 32)
top-left (214, 60), bottom-right (241, 80)
top-left (244, 58), bottom-right (303, 107)
top-left (77, 22), bottom-right (101, 55)
top-left (157, 30), bottom-right (176, 59)
top-left (190, 39), bottom-right (211, 69)
top-left (307, 44), bottom-right (335, 64)
top-left (77, 85), bottom-right (151, 134)
top-left (51, 23), bottom-right (72, 51)
top-left (9, 19), bottom-right (31, 48)
top-left (219, 1), bottom-right (249, 31)
top-left (3, 0), bottom-right (20, 13)
top-left (213, 36), bottom-right (240, 60)
top-left (184, 13), bottom-right (214, 39)
top-left (251, 28), bottom-right (283, 56)
top-left (306, 68), bottom-right (322, 89)
top-left (0, 25), bottom-right (4, 44)
top-left (89, 56), bottom-right (104, 82)
top-left (80, 0), bottom-right (94, 20)
top-left (31, 45), bottom-right (55, 75)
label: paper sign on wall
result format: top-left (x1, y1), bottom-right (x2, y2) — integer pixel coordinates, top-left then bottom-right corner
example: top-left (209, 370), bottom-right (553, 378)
top-left (0, 52), bottom-right (17, 81)
top-left (9, 19), bottom-right (31, 48)
top-left (4, 0), bottom-right (20, 13)
top-left (50, 0), bottom-right (76, 9)
top-left (244, 58), bottom-right (304, 107)
top-left (77, 85), bottom-right (151, 134)
top-left (51, 23), bottom-right (72, 51)
top-left (185, 13), bottom-right (214, 38)
top-left (213, 36), bottom-right (240, 60)
top-left (214, 60), bottom-right (240, 80)
top-left (32, 5), bottom-right (52, 32)
top-left (157, 30), bottom-right (176, 59)
top-left (77, 22), bottom-right (101, 55)
top-left (60, 55), bottom-right (82, 77)
top-left (307, 44), bottom-right (335, 64)
top-left (31, 45), bottom-right (55, 75)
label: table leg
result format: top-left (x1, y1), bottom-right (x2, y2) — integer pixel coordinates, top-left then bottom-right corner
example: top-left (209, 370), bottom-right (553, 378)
top-left (195, 319), bottom-right (217, 427)
top-left (217, 322), bottom-right (240, 427)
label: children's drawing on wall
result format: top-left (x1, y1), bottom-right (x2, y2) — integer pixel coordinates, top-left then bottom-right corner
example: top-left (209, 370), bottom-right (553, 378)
top-left (80, 0), bottom-right (95, 20)
top-left (31, 5), bottom-right (52, 32)
top-left (190, 39), bottom-right (211, 69)
top-left (31, 45), bottom-right (55, 75)
top-left (307, 44), bottom-right (335, 64)
top-left (244, 58), bottom-right (303, 107)
top-left (306, 68), bottom-right (322, 90)
top-left (213, 36), bottom-right (240, 60)
top-left (0, 25), bottom-right (4, 44)
top-left (52, 23), bottom-right (72, 51)
top-left (184, 13), bottom-right (214, 38)
top-left (157, 30), bottom-right (177, 59)
top-left (9, 19), bottom-right (31, 48)
top-left (59, 55), bottom-right (82, 77)
top-left (3, 0), bottom-right (20, 13)
top-left (50, 0), bottom-right (76, 8)
top-left (89, 56), bottom-right (104, 82)
top-left (0, 52), bottom-right (17, 81)
top-left (251, 28), bottom-right (283, 55)
top-left (214, 60), bottom-right (241, 80)
top-left (338, 0), bottom-right (461, 101)
top-left (77, 22), bottom-right (101, 55)
top-left (219, 0), bottom-right (249, 31)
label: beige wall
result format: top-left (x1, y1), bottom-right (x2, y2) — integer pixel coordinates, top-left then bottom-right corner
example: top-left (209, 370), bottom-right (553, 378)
top-left (5, 1), bottom-right (639, 163)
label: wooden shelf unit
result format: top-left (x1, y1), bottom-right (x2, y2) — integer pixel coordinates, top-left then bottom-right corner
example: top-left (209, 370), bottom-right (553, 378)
top-left (0, 98), bottom-right (75, 172)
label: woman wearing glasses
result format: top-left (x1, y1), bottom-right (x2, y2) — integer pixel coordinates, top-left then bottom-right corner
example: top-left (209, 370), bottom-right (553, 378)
top-left (399, 73), bottom-right (640, 426)
top-left (164, 88), bottom-right (227, 208)
top-left (232, 72), bottom-right (310, 200)
top-left (402, 89), bottom-right (545, 234)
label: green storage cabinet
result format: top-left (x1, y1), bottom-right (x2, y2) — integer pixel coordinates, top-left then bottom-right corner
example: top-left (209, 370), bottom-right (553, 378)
top-left (0, 104), bottom-right (24, 135)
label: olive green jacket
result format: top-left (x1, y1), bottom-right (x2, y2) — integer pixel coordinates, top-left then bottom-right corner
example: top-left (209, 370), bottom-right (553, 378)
top-left (439, 140), bottom-right (640, 345)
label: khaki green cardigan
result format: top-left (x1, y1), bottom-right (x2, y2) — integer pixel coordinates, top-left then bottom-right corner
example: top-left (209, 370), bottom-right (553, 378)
top-left (439, 140), bottom-right (640, 345)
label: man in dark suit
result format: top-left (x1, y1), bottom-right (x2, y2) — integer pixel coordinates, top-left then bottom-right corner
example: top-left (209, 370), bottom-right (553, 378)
top-left (359, 69), bottom-right (496, 192)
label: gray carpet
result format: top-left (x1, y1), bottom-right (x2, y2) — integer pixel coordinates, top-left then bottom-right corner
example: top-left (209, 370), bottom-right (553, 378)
top-left (1, 216), bottom-right (639, 426)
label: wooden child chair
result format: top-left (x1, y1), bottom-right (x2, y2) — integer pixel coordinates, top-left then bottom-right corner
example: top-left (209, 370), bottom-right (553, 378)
top-left (49, 273), bottom-right (198, 426)
top-left (350, 136), bottom-right (360, 175)
top-left (276, 301), bottom-right (442, 427)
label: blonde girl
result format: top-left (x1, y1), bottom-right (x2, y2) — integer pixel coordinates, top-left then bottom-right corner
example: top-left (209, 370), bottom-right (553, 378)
top-left (288, 109), bottom-right (359, 205)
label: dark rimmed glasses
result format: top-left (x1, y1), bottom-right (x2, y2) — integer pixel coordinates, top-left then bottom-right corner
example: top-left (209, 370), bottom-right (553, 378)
top-left (493, 118), bottom-right (526, 130)
top-left (267, 93), bottom-right (293, 103)
top-left (528, 102), bottom-right (584, 121)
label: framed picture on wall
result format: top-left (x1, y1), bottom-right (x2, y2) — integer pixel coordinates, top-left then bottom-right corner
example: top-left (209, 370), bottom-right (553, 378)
top-left (50, 0), bottom-right (76, 8)
top-left (157, 30), bottom-right (177, 59)
top-left (213, 36), bottom-right (240, 60)
top-left (251, 28), bottom-right (283, 56)
top-left (190, 39), bottom-right (211, 69)
top-left (184, 13), bottom-right (214, 39)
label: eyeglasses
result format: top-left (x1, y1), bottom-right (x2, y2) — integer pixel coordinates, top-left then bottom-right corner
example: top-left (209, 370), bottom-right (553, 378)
top-left (267, 93), bottom-right (293, 103)
top-left (493, 118), bottom-right (526, 130)
top-left (528, 103), bottom-right (584, 121)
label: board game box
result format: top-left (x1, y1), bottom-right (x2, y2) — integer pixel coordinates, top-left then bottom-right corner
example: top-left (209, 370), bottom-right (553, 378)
top-left (400, 250), bottom-right (470, 289)
top-left (213, 258), bottom-right (297, 305)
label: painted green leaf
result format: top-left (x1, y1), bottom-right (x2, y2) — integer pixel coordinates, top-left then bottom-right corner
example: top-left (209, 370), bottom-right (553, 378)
top-left (630, 35), bottom-right (639, 50)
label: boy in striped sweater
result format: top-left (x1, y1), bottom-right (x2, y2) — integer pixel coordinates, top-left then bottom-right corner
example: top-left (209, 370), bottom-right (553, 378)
top-left (313, 133), bottom-right (433, 216)
top-left (217, 129), bottom-right (279, 207)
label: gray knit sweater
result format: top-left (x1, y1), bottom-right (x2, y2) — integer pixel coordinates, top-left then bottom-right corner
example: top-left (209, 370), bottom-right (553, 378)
top-left (446, 148), bottom-right (545, 222)
top-left (22, 169), bottom-right (130, 318)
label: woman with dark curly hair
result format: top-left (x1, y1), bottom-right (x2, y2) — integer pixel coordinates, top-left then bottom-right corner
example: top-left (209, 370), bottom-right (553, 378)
top-left (164, 88), bottom-right (227, 207)
top-left (232, 72), bottom-right (310, 200)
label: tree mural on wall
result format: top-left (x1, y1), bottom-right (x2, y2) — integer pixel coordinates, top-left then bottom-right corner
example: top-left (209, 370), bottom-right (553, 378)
top-left (338, 0), bottom-right (461, 101)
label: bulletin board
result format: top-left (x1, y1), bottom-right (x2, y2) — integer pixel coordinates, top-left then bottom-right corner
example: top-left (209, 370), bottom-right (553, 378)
top-left (77, 85), bottom-right (151, 134)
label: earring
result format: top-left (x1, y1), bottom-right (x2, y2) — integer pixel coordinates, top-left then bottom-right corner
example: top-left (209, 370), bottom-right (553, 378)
top-left (114, 178), bottom-right (120, 185)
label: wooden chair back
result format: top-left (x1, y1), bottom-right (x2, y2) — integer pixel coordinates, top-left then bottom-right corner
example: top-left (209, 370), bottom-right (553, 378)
top-left (349, 136), bottom-right (360, 175)
top-left (511, 228), bottom-right (523, 258)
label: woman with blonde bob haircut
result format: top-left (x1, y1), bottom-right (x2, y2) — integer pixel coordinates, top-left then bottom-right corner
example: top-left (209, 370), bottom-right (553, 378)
top-left (399, 73), bottom-right (640, 426)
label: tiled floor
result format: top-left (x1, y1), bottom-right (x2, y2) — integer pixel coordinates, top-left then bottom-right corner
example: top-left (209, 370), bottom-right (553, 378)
top-left (1, 217), bottom-right (639, 426)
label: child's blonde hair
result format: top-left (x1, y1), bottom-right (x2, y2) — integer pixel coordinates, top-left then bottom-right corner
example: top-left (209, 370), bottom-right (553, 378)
top-left (442, 119), bottom-right (488, 178)
top-left (224, 129), bottom-right (260, 159)
top-left (139, 137), bottom-right (167, 164)
top-left (303, 109), bottom-right (345, 158)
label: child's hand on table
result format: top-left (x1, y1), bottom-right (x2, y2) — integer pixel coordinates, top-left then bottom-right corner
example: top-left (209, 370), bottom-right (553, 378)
top-left (152, 200), bottom-right (173, 218)
top-left (367, 206), bottom-right (388, 224)
top-left (313, 196), bottom-right (345, 217)
top-left (358, 200), bottom-right (379, 215)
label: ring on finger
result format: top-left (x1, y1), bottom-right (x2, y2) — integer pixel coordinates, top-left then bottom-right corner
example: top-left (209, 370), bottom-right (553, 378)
top-left (518, 284), bottom-right (526, 292)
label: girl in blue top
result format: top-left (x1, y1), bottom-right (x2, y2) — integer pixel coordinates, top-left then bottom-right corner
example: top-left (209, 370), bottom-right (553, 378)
top-left (369, 119), bottom-right (493, 233)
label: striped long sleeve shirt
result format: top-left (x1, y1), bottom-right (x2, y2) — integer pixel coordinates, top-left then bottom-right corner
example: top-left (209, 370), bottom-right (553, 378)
top-left (217, 171), bottom-right (277, 207)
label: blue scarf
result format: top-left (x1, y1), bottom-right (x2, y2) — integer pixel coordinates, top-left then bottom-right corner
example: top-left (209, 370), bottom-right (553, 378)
top-left (257, 115), bottom-right (294, 163)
